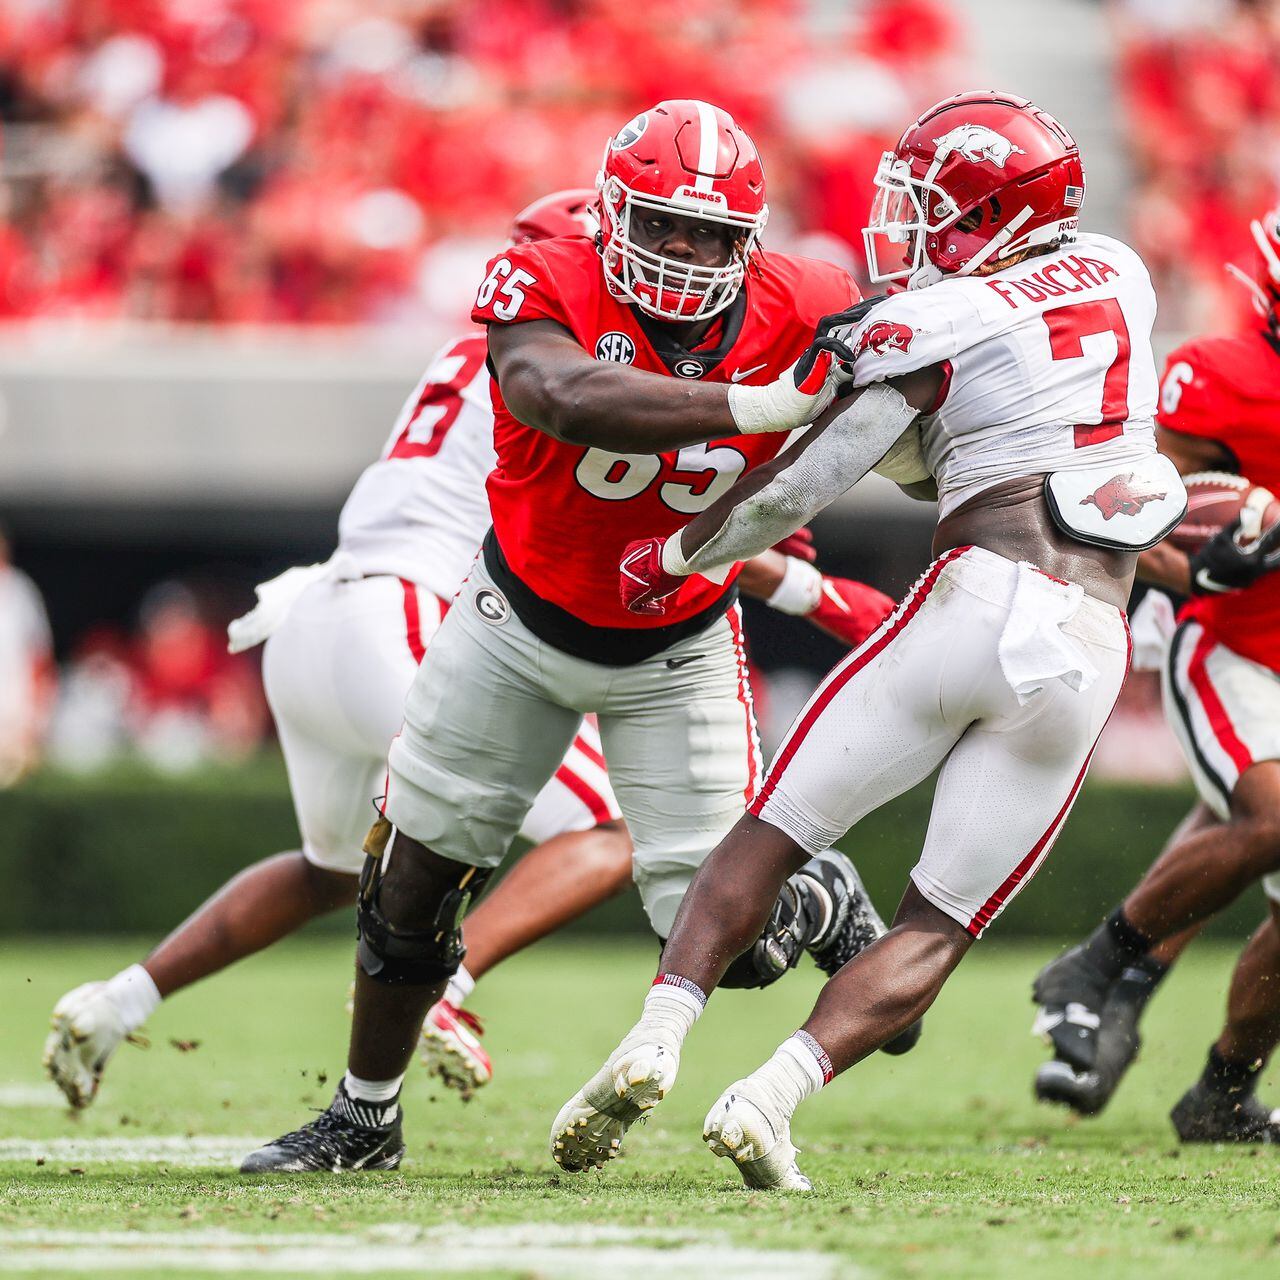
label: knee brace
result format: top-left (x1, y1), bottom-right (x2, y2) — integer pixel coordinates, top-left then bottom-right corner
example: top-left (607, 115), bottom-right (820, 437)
top-left (356, 816), bottom-right (490, 986)
top-left (721, 876), bottom-right (818, 990)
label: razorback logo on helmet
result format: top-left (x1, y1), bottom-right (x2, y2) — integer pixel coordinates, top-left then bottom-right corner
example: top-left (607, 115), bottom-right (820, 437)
top-left (933, 123), bottom-right (1025, 168)
top-left (610, 113), bottom-right (648, 150)
top-left (1079, 474), bottom-right (1169, 521)
top-left (857, 321), bottom-right (916, 357)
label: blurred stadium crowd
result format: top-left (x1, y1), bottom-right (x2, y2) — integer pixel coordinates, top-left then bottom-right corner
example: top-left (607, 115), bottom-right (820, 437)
top-left (0, 0), bottom-right (962, 327)
top-left (2, 0), bottom-right (1269, 783)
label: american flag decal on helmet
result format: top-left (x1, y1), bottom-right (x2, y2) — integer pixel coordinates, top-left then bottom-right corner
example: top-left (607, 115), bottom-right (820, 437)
top-left (1064, 184), bottom-right (1084, 208)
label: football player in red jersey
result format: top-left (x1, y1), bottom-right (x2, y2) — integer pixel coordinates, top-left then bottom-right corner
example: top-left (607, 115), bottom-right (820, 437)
top-left (1032, 208), bottom-right (1280, 1139)
top-left (239, 101), bottom-right (913, 1174)
top-left (560, 90), bottom-right (1187, 1190)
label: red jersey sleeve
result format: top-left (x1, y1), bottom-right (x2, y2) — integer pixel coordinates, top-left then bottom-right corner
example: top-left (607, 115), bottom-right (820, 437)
top-left (471, 244), bottom-right (570, 328)
top-left (1155, 340), bottom-right (1230, 443)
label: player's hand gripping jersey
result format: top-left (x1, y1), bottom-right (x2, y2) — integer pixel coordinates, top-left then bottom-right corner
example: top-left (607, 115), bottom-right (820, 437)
top-left (1156, 330), bottom-right (1280, 671)
top-left (841, 232), bottom-right (1178, 529)
top-left (472, 234), bottom-right (857, 634)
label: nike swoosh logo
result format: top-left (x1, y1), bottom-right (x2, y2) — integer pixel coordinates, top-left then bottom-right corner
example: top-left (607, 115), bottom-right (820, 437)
top-left (729, 363), bottom-right (768, 383)
top-left (665, 654), bottom-right (704, 669)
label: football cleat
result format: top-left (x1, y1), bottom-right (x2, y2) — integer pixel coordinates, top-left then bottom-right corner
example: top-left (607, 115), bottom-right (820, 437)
top-left (1033, 970), bottom-right (1148, 1115)
top-left (703, 1078), bottom-right (812, 1191)
top-left (43, 982), bottom-right (132, 1109)
top-left (420, 1001), bottom-right (492, 1099)
top-left (1170, 1081), bottom-right (1280, 1144)
top-left (239, 1083), bottom-right (404, 1173)
top-left (550, 1042), bottom-right (677, 1173)
top-left (1031, 942), bottom-right (1113, 1075)
top-left (800, 852), bottom-right (923, 1055)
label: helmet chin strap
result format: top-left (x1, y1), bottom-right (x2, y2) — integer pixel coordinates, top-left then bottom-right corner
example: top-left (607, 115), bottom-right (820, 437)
top-left (952, 205), bottom-right (1034, 278)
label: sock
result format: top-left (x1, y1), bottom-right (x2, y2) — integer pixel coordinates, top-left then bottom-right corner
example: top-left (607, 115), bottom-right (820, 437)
top-left (343, 1070), bottom-right (404, 1105)
top-left (627, 975), bottom-right (705, 1050)
top-left (752, 1032), bottom-right (830, 1115)
top-left (105, 965), bottom-right (162, 1034)
top-left (1201, 1045), bottom-right (1263, 1098)
top-left (1081, 908), bottom-right (1153, 982)
top-left (1111, 953), bottom-right (1169, 1011)
top-left (445, 964), bottom-right (475, 1009)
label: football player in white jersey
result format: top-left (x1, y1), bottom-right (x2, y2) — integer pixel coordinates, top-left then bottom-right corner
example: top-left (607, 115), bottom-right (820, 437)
top-left (44, 190), bottom-right (903, 1114)
top-left (554, 90), bottom-right (1189, 1191)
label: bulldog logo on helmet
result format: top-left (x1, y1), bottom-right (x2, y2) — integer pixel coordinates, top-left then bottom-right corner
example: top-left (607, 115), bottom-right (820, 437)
top-left (933, 124), bottom-right (1025, 168)
top-left (857, 321), bottom-right (916, 357)
top-left (1079, 473), bottom-right (1168, 521)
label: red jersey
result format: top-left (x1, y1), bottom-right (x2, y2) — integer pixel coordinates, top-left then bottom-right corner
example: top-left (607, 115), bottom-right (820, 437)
top-left (1158, 329), bottom-right (1280, 670)
top-left (471, 235), bottom-right (858, 633)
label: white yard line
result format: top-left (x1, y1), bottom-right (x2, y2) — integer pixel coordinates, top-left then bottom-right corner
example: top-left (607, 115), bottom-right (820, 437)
top-left (0, 1085), bottom-right (64, 1109)
top-left (0, 1136), bottom-right (264, 1166)
top-left (0, 1224), bottom-right (849, 1278)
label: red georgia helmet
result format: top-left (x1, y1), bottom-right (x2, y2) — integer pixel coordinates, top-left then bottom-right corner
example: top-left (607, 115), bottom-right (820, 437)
top-left (597, 99), bottom-right (768, 321)
top-left (509, 188), bottom-right (600, 244)
top-left (864, 90), bottom-right (1084, 288)
top-left (1226, 208), bottom-right (1280, 328)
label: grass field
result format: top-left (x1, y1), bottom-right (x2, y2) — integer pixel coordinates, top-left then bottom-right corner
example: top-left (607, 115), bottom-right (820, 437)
top-left (3, 936), bottom-right (1279, 1279)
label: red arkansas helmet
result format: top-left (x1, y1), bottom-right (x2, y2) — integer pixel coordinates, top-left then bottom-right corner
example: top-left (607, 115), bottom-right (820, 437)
top-left (864, 90), bottom-right (1084, 288)
top-left (509, 188), bottom-right (600, 244)
top-left (597, 99), bottom-right (768, 321)
top-left (1226, 207), bottom-right (1280, 329)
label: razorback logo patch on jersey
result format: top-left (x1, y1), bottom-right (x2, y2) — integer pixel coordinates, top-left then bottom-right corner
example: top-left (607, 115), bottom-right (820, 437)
top-left (934, 123), bottom-right (1025, 167)
top-left (1079, 473), bottom-right (1168, 521)
top-left (857, 321), bottom-right (915, 357)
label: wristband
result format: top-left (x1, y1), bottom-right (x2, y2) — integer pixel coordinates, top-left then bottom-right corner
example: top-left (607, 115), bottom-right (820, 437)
top-left (661, 533), bottom-right (693, 577)
top-left (727, 380), bottom-right (807, 435)
top-left (765, 556), bottom-right (824, 616)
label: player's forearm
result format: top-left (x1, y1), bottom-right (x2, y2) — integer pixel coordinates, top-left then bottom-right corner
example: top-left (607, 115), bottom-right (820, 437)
top-left (666, 384), bottom-right (919, 576)
top-left (1138, 541), bottom-right (1191, 595)
top-left (504, 357), bottom-right (739, 450)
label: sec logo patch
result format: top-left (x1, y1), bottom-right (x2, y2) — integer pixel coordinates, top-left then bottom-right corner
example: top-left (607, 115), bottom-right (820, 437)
top-left (473, 587), bottom-right (511, 626)
top-left (595, 332), bottom-right (636, 364)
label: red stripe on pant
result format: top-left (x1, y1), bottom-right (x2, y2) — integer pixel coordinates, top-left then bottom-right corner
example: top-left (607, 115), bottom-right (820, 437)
top-left (554, 764), bottom-right (614, 826)
top-left (726, 607), bottom-right (759, 804)
top-left (399, 578), bottom-right (427, 663)
top-left (966, 616), bottom-right (1134, 937)
top-left (573, 735), bottom-right (608, 773)
top-left (750, 546), bottom-right (973, 817)
top-left (1186, 628), bottom-right (1253, 775)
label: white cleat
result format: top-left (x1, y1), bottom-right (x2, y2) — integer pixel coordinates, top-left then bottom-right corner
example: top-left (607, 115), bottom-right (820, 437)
top-left (550, 1042), bottom-right (677, 1173)
top-left (703, 1079), bottom-right (813, 1191)
top-left (419, 1001), bottom-right (492, 1099)
top-left (43, 982), bottom-right (130, 1109)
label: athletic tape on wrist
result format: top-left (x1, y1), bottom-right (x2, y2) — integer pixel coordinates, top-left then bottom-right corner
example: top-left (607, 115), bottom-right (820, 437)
top-left (765, 556), bottom-right (824, 616)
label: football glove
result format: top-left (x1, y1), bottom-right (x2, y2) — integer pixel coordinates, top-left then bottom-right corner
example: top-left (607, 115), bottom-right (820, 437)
top-left (726, 298), bottom-right (887, 436)
top-left (620, 536), bottom-right (685, 616)
top-left (1189, 517), bottom-right (1280, 595)
top-left (807, 575), bottom-right (896, 647)
top-left (771, 526), bottom-right (817, 563)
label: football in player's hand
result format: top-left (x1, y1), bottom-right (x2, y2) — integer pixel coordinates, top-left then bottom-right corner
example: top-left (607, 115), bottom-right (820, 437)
top-left (1168, 472), bottom-right (1280, 554)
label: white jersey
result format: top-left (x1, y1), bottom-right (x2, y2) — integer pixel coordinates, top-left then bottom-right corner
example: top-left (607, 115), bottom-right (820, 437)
top-left (337, 332), bottom-right (495, 598)
top-left (844, 233), bottom-right (1159, 518)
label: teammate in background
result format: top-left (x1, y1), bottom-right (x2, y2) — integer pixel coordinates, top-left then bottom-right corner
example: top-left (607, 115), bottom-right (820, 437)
top-left (1032, 208), bottom-right (1280, 1140)
top-left (557, 90), bottom-right (1188, 1191)
top-left (45, 182), bottom-right (902, 1115)
top-left (240, 99), bottom-right (915, 1175)
top-left (0, 527), bottom-right (54, 786)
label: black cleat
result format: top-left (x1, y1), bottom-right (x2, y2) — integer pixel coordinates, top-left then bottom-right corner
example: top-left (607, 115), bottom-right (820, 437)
top-left (799, 851), bottom-right (923, 1056)
top-left (1171, 1081), bottom-right (1280, 1144)
top-left (1031, 942), bottom-right (1114, 1076)
top-left (1033, 970), bottom-right (1148, 1114)
top-left (240, 1082), bottom-right (405, 1173)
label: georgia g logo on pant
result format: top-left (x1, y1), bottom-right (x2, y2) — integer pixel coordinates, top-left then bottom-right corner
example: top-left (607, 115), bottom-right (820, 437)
top-left (473, 587), bottom-right (511, 626)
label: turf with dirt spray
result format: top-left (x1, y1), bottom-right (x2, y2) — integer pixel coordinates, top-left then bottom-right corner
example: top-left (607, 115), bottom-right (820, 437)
top-left (2, 937), bottom-right (1279, 1278)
